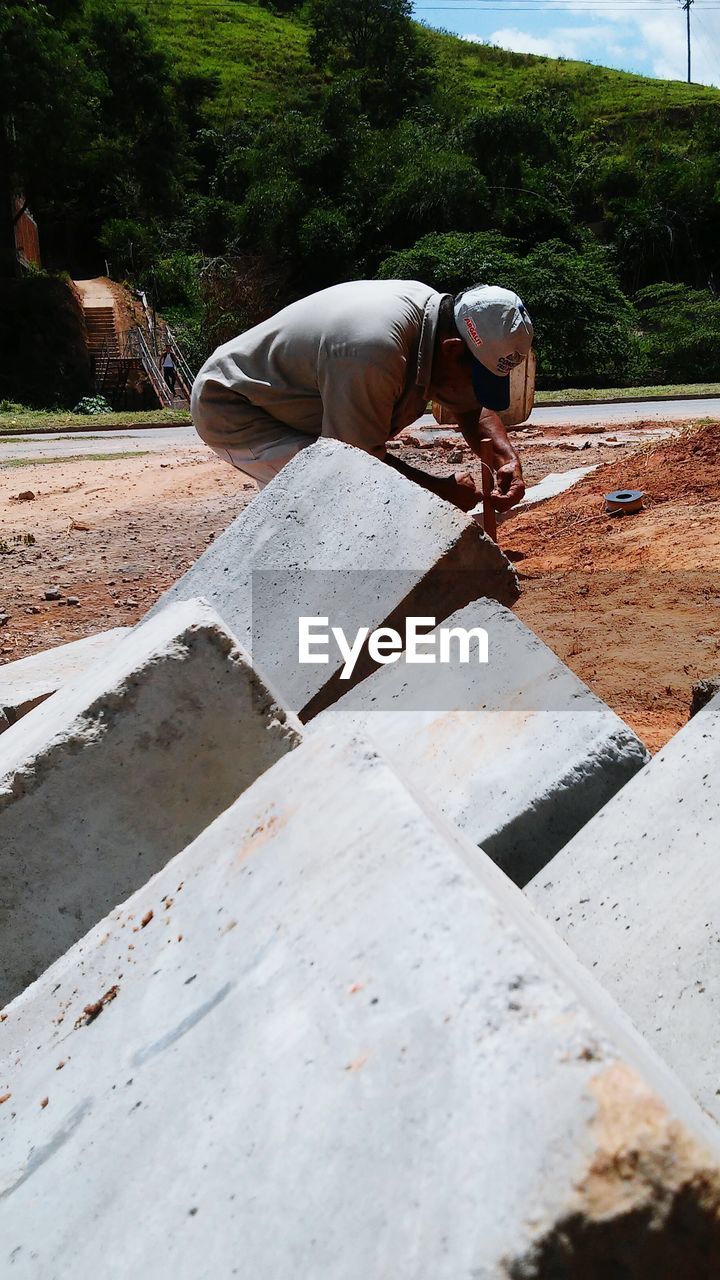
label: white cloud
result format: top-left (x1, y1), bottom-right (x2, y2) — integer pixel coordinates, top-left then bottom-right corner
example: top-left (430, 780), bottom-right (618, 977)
top-left (637, 11), bottom-right (720, 86)
top-left (464, 4), bottom-right (720, 88)
top-left (473, 23), bottom-right (619, 61)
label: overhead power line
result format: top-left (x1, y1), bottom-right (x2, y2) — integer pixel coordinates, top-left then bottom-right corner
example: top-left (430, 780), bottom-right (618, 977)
top-left (415, 5), bottom-right (720, 10)
top-left (415, 4), bottom-right (720, 9)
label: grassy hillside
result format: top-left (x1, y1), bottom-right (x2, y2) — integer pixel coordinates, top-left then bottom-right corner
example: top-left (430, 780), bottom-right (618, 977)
top-left (145, 0), bottom-right (720, 125)
top-left (146, 0), bottom-right (321, 116)
top-left (428, 26), bottom-right (719, 125)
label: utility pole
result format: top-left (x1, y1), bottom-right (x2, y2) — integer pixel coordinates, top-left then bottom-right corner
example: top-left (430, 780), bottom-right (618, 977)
top-left (681, 0), bottom-right (694, 83)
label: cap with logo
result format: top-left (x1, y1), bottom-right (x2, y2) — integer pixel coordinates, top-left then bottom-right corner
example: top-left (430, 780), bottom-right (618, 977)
top-left (454, 284), bottom-right (534, 412)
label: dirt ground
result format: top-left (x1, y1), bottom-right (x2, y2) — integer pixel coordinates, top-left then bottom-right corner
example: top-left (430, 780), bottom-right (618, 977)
top-left (1, 417), bottom-right (718, 753)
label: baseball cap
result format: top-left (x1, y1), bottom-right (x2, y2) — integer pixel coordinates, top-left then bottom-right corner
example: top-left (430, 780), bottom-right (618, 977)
top-left (454, 284), bottom-right (533, 412)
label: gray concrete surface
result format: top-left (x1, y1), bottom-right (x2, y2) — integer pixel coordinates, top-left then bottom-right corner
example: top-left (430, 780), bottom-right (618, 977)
top-left (0, 598), bottom-right (302, 1007)
top-left (0, 426), bottom-right (197, 464)
top-left (150, 439), bottom-right (518, 718)
top-left (530, 398), bottom-right (720, 426)
top-left (0, 628), bottom-right (129, 731)
top-left (2, 728), bottom-right (720, 1278)
top-left (314, 600), bottom-right (649, 884)
top-left (527, 690), bottom-right (720, 1124)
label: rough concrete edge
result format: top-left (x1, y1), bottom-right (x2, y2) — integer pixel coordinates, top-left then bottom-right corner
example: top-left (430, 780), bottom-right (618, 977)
top-left (0, 599), bottom-right (303, 812)
top-left (526, 688), bottom-right (720, 899)
top-left (0, 692), bottom-right (50, 731)
top-left (300, 532), bottom-right (520, 720)
top-left (483, 724), bottom-right (651, 888)
top-left (311, 599), bottom-right (647, 750)
top-left (0, 629), bottom-right (131, 731)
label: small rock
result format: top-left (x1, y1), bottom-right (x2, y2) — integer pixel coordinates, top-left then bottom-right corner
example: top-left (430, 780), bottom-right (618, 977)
top-left (66, 597), bottom-right (80, 606)
top-left (43, 588), bottom-right (62, 601)
top-left (125, 598), bottom-right (139, 608)
top-left (689, 676), bottom-right (720, 719)
top-left (15, 490), bottom-right (35, 502)
top-left (0, 613), bottom-right (9, 626)
top-left (447, 449), bottom-right (464, 464)
top-left (25, 606), bottom-right (41, 615)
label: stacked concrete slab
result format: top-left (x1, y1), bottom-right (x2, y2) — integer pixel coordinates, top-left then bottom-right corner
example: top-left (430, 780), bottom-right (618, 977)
top-left (149, 439), bottom-right (518, 717)
top-left (315, 600), bottom-right (649, 884)
top-left (0, 598), bottom-right (301, 1007)
top-left (527, 690), bottom-right (720, 1123)
top-left (0, 628), bottom-right (129, 732)
top-left (2, 729), bottom-right (720, 1277)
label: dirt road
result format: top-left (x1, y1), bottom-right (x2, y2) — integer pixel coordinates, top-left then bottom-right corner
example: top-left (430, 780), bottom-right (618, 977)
top-left (1, 416), bottom-right (718, 752)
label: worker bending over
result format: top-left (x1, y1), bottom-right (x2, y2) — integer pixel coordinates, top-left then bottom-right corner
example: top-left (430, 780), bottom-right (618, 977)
top-left (192, 279), bottom-right (533, 513)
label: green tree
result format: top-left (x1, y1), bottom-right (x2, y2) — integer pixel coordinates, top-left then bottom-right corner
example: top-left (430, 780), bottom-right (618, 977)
top-left (308, 0), bottom-right (435, 123)
top-left (379, 232), bottom-right (636, 387)
top-left (0, 0), bottom-right (92, 274)
top-left (634, 282), bottom-right (720, 382)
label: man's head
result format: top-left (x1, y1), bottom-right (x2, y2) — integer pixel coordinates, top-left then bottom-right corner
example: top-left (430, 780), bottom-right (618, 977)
top-left (429, 285), bottom-right (533, 415)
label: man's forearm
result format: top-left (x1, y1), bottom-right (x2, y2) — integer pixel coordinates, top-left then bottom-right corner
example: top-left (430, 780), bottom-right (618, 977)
top-left (384, 452), bottom-right (479, 512)
top-left (458, 408), bottom-right (516, 464)
top-left (384, 452), bottom-right (451, 498)
top-left (457, 408), bottom-right (525, 511)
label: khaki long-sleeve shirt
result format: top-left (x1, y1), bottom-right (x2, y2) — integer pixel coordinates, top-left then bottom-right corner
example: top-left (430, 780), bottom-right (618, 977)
top-left (191, 280), bottom-right (445, 457)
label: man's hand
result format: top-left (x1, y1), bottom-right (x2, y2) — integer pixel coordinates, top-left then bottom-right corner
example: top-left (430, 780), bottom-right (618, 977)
top-left (492, 456), bottom-right (525, 513)
top-left (441, 470), bottom-right (481, 512)
top-left (458, 408), bottom-right (526, 513)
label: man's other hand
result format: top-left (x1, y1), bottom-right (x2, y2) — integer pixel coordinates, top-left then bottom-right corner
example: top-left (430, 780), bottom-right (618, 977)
top-left (491, 458), bottom-right (525, 512)
top-left (442, 470), bottom-right (480, 512)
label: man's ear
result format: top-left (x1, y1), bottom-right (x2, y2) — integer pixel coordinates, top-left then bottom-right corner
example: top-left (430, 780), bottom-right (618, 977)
top-left (435, 335), bottom-right (466, 374)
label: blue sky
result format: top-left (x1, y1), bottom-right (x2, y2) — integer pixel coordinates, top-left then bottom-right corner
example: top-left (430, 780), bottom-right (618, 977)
top-left (412, 1), bottom-right (720, 87)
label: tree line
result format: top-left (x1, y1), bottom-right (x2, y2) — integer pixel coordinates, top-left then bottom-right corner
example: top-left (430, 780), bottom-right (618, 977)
top-left (3, 0), bottom-right (720, 396)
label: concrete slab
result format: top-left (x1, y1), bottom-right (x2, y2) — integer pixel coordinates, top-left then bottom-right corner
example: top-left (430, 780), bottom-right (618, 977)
top-left (527, 691), bottom-right (720, 1123)
top-left (0, 628), bottom-right (129, 732)
top-left (149, 438), bottom-right (518, 717)
top-left (2, 729), bottom-right (720, 1277)
top-left (314, 600), bottom-right (649, 884)
top-left (0, 598), bottom-right (301, 1007)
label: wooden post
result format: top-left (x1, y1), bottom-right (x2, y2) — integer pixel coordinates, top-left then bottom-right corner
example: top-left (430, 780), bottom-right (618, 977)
top-left (479, 439), bottom-right (497, 542)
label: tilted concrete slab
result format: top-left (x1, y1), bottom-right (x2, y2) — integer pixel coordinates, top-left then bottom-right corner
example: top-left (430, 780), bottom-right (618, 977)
top-left (0, 628), bottom-right (129, 732)
top-left (2, 730), bottom-right (720, 1278)
top-left (527, 691), bottom-right (720, 1123)
top-left (149, 438), bottom-right (518, 718)
top-left (0, 598), bottom-right (301, 1008)
top-left (314, 600), bottom-right (649, 885)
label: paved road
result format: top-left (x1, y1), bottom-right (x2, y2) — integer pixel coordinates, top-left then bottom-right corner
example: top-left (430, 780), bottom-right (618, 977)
top-left (0, 426), bottom-right (200, 465)
top-left (1, 397), bottom-right (718, 465)
top-left (530, 398), bottom-right (720, 426)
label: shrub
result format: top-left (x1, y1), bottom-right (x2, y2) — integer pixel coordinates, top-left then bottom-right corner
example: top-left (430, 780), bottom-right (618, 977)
top-left (72, 395), bottom-right (114, 414)
top-left (633, 282), bottom-right (720, 383)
